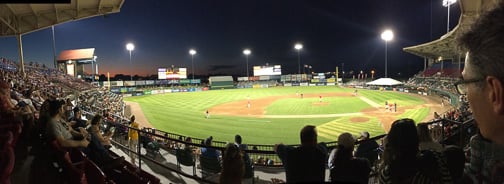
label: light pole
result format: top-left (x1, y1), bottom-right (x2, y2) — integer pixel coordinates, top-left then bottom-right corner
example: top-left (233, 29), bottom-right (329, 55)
top-left (126, 43), bottom-right (135, 81)
top-left (443, 0), bottom-right (457, 33)
top-left (243, 49), bottom-right (251, 77)
top-left (381, 30), bottom-right (394, 78)
top-left (294, 43), bottom-right (303, 75)
top-left (189, 49), bottom-right (197, 80)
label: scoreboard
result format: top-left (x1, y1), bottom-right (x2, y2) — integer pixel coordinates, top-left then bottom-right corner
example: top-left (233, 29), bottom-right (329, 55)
top-left (158, 67), bottom-right (187, 79)
top-left (253, 65), bottom-right (282, 76)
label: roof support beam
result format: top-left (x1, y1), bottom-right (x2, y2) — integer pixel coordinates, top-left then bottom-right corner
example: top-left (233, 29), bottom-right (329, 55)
top-left (76, 0), bottom-right (79, 18)
top-left (0, 17), bottom-right (17, 33)
top-left (5, 4), bottom-right (16, 15)
top-left (98, 0), bottom-right (103, 13)
top-left (29, 4), bottom-right (40, 28)
top-left (54, 4), bottom-right (59, 23)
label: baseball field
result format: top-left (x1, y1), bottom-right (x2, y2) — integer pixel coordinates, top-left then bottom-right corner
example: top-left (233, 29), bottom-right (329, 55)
top-left (125, 86), bottom-right (443, 145)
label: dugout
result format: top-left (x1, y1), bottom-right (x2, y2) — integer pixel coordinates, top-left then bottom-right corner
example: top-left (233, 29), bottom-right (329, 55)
top-left (209, 76), bottom-right (234, 89)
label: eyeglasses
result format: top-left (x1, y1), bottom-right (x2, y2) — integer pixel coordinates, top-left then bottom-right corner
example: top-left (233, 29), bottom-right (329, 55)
top-left (454, 77), bottom-right (485, 95)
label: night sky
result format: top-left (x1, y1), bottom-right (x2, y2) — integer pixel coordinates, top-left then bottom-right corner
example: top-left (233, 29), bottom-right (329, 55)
top-left (0, 0), bottom-right (460, 78)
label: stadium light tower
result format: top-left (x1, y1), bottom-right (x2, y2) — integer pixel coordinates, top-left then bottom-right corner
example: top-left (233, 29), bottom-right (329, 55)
top-left (381, 30), bottom-right (394, 78)
top-left (189, 49), bottom-right (197, 80)
top-left (126, 43), bottom-right (135, 81)
top-left (294, 43), bottom-right (303, 74)
top-left (443, 0), bottom-right (457, 33)
top-left (243, 49), bottom-right (251, 77)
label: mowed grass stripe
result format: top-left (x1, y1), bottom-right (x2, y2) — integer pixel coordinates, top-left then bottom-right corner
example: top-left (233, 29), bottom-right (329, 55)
top-left (316, 116), bottom-right (385, 141)
top-left (398, 107), bottom-right (430, 123)
top-left (266, 97), bottom-right (371, 115)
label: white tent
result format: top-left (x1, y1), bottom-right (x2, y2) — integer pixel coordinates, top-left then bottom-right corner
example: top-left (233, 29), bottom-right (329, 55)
top-left (366, 78), bottom-right (403, 86)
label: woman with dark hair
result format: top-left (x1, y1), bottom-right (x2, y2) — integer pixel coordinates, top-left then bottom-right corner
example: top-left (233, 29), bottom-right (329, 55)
top-left (379, 118), bottom-right (452, 183)
top-left (220, 143), bottom-right (244, 184)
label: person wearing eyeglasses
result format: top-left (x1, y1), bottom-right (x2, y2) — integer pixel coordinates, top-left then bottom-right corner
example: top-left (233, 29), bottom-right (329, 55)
top-left (457, 2), bottom-right (504, 183)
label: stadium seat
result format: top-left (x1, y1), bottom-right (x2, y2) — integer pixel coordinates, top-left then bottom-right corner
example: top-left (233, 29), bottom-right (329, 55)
top-left (0, 146), bottom-right (15, 184)
top-left (50, 140), bottom-right (88, 184)
top-left (85, 159), bottom-right (107, 184)
top-left (199, 155), bottom-right (222, 179)
top-left (176, 148), bottom-right (196, 175)
top-left (0, 131), bottom-right (13, 150)
top-left (0, 123), bottom-right (22, 146)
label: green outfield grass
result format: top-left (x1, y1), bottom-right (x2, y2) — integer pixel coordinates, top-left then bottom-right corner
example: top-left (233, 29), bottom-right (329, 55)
top-left (125, 86), bottom-right (427, 145)
top-left (265, 97), bottom-right (371, 115)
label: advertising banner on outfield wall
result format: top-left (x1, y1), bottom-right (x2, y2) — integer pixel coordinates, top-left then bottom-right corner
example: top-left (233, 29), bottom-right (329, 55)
top-left (164, 89), bottom-right (172, 93)
top-left (316, 83), bottom-right (326, 86)
top-left (284, 83), bottom-right (292, 87)
top-left (309, 83), bottom-right (316, 86)
top-left (179, 79), bottom-right (190, 84)
top-left (292, 83), bottom-right (300, 86)
top-left (145, 80), bottom-right (155, 85)
top-left (143, 90), bottom-right (152, 95)
top-left (327, 83), bottom-right (336, 86)
top-left (115, 81), bottom-right (123, 87)
top-left (168, 80), bottom-right (179, 84)
top-left (190, 79), bottom-right (201, 84)
top-left (136, 81), bottom-right (146, 86)
top-left (300, 83), bottom-right (309, 86)
top-left (124, 81), bottom-right (135, 86)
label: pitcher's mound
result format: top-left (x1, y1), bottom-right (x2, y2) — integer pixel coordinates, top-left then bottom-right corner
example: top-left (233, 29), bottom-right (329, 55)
top-left (350, 117), bottom-right (369, 123)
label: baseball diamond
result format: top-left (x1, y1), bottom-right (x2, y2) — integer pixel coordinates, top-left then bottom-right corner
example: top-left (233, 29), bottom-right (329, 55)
top-left (126, 86), bottom-right (448, 145)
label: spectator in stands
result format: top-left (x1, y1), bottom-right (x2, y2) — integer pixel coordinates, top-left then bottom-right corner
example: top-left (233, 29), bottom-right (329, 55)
top-left (128, 114), bottom-right (139, 163)
top-left (354, 131), bottom-right (380, 166)
top-left (328, 132), bottom-right (370, 183)
top-left (417, 123), bottom-right (443, 152)
top-left (183, 137), bottom-right (192, 150)
top-left (68, 107), bottom-right (87, 131)
top-left (85, 114), bottom-right (124, 170)
top-left (379, 118), bottom-right (452, 183)
top-left (201, 136), bottom-right (220, 159)
top-left (64, 98), bottom-right (73, 120)
top-left (235, 134), bottom-right (254, 181)
top-left (458, 2), bottom-right (504, 183)
top-left (88, 114), bottom-right (113, 147)
top-left (220, 143), bottom-right (244, 184)
top-left (274, 125), bottom-right (326, 183)
top-left (45, 99), bottom-right (89, 148)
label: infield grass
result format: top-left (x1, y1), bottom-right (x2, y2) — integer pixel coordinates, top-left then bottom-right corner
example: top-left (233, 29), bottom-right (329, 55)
top-left (125, 86), bottom-right (427, 144)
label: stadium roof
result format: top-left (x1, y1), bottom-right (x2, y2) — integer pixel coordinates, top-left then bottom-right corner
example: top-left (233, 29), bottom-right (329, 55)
top-left (57, 48), bottom-right (95, 63)
top-left (0, 0), bottom-right (125, 37)
top-left (403, 0), bottom-right (501, 60)
top-left (366, 78), bottom-right (403, 86)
